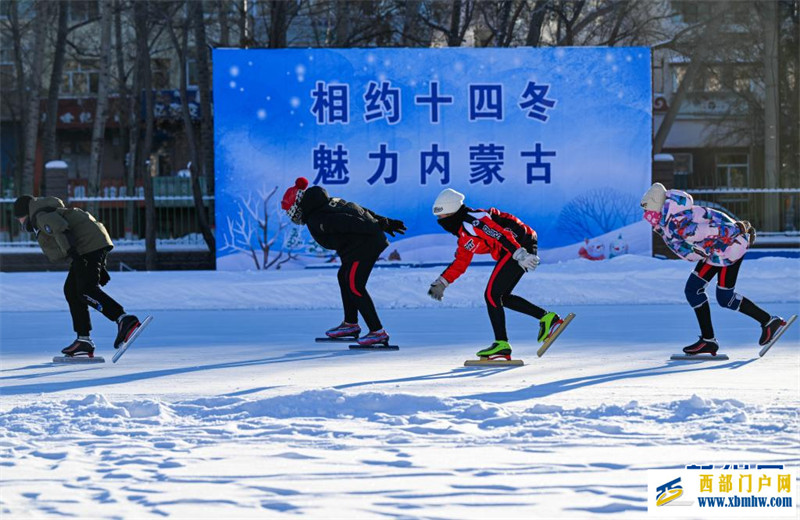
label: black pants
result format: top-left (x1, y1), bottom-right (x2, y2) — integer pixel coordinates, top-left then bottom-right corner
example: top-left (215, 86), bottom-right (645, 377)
top-left (64, 248), bottom-right (124, 336)
top-left (485, 252), bottom-right (547, 342)
top-left (337, 254), bottom-right (382, 332)
top-left (687, 258), bottom-right (770, 339)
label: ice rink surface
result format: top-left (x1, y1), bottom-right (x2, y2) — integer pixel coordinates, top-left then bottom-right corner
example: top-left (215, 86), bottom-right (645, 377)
top-left (2, 299), bottom-right (798, 519)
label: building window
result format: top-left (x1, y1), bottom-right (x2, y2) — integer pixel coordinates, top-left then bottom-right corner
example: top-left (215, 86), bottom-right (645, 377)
top-left (715, 154), bottom-right (748, 188)
top-left (62, 59), bottom-right (100, 96)
top-left (152, 59), bottom-right (171, 89)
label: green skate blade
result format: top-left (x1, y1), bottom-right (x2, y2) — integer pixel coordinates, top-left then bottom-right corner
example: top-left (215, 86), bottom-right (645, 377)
top-left (53, 356), bottom-right (105, 364)
top-left (537, 312), bottom-right (575, 357)
top-left (670, 354), bottom-right (729, 361)
top-left (464, 359), bottom-right (524, 367)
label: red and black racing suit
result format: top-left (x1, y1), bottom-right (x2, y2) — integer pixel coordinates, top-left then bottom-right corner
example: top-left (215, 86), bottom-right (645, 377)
top-left (438, 206), bottom-right (547, 342)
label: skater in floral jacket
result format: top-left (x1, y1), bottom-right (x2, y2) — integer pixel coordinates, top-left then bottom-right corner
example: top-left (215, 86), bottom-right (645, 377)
top-left (640, 183), bottom-right (786, 355)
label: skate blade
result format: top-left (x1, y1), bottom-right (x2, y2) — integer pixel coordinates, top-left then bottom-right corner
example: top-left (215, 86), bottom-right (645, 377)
top-left (53, 356), bottom-right (105, 364)
top-left (112, 315), bottom-right (153, 363)
top-left (759, 314), bottom-right (797, 357)
top-left (464, 359), bottom-right (524, 367)
top-left (349, 344), bottom-right (400, 351)
top-left (670, 354), bottom-right (729, 361)
top-left (537, 313), bottom-right (576, 357)
top-left (316, 336), bottom-right (357, 343)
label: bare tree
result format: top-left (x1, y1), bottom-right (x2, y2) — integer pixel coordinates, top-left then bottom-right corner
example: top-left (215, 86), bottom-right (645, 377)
top-left (87, 0), bottom-right (114, 216)
top-left (191, 0), bottom-right (215, 192)
top-left (42, 2), bottom-right (68, 167)
top-left (19, 0), bottom-right (45, 196)
top-left (134, 0), bottom-right (157, 270)
top-left (556, 188), bottom-right (641, 242)
top-left (166, 0), bottom-right (215, 253)
top-left (420, 0), bottom-right (476, 46)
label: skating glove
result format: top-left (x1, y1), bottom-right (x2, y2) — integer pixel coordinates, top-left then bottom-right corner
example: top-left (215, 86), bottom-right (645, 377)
top-left (380, 218), bottom-right (407, 237)
top-left (512, 248), bottom-right (540, 272)
top-left (428, 276), bottom-right (448, 301)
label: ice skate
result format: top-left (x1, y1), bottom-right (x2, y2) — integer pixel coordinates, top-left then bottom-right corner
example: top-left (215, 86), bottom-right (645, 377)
top-left (465, 341), bottom-right (523, 366)
top-left (317, 322), bottom-right (361, 342)
top-left (54, 338), bottom-right (105, 363)
top-left (61, 337), bottom-right (96, 357)
top-left (537, 312), bottom-right (575, 357)
top-left (759, 314), bottom-right (797, 357)
top-left (349, 329), bottom-right (399, 350)
top-left (671, 337), bottom-right (728, 361)
top-left (114, 314), bottom-right (141, 349)
top-left (112, 315), bottom-right (153, 363)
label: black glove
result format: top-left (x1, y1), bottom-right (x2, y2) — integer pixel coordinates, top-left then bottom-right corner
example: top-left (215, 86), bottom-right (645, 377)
top-left (380, 218), bottom-right (407, 237)
top-left (99, 266), bottom-right (110, 286)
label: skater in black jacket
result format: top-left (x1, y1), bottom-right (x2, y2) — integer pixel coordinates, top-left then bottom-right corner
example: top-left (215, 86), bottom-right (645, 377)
top-left (281, 177), bottom-right (406, 346)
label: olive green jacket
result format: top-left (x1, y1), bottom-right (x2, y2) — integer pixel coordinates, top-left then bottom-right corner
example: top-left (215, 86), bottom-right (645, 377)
top-left (28, 197), bottom-right (113, 263)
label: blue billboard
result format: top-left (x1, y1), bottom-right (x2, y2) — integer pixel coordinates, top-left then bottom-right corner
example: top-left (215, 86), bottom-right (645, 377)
top-left (213, 48), bottom-right (652, 270)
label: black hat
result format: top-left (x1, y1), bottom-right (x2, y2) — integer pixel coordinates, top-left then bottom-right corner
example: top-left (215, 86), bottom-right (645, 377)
top-left (13, 195), bottom-right (33, 218)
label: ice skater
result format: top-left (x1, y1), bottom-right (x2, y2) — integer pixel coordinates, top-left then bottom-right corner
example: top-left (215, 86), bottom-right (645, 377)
top-left (13, 195), bottom-right (143, 359)
top-left (280, 177), bottom-right (406, 346)
top-left (640, 183), bottom-right (789, 355)
top-left (427, 188), bottom-right (567, 361)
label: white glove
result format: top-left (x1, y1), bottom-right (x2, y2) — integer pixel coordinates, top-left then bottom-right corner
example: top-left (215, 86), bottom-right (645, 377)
top-left (428, 276), bottom-right (449, 301)
top-left (512, 248), bottom-right (540, 272)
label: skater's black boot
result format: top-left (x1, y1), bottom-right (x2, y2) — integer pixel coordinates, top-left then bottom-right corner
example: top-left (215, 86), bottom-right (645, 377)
top-left (759, 316), bottom-right (786, 346)
top-left (682, 337), bottom-right (720, 356)
top-left (114, 314), bottom-right (141, 349)
top-left (62, 337), bottom-right (96, 358)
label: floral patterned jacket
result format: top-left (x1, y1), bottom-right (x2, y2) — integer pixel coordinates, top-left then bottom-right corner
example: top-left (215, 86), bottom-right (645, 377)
top-left (654, 190), bottom-right (749, 266)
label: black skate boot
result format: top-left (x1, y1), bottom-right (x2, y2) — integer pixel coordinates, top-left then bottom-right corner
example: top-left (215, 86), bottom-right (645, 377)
top-left (62, 337), bottom-right (96, 358)
top-left (759, 316), bottom-right (786, 346)
top-left (682, 337), bottom-right (720, 356)
top-left (114, 314), bottom-right (141, 349)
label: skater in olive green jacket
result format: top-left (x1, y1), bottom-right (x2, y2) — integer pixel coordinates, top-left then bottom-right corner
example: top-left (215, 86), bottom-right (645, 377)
top-left (14, 195), bottom-right (142, 358)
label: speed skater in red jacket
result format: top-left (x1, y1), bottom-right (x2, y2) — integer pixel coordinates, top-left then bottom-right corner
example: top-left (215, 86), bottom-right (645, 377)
top-left (427, 188), bottom-right (563, 360)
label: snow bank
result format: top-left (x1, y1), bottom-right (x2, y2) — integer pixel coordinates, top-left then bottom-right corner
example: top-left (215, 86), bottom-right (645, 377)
top-left (2, 390), bottom-right (794, 446)
top-left (1, 256), bottom-right (797, 312)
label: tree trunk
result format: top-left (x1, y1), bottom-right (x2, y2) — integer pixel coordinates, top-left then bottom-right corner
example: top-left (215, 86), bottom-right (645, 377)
top-left (10, 0), bottom-right (27, 196)
top-left (42, 1), bottom-right (68, 166)
top-left (135, 1), bottom-right (157, 270)
top-left (762, 0), bottom-right (780, 229)
top-left (192, 1), bottom-right (215, 193)
top-left (525, 0), bottom-right (548, 46)
top-left (268, 0), bottom-right (288, 48)
top-left (115, 0), bottom-right (135, 241)
top-left (21, 0), bottom-right (45, 196)
top-left (87, 0), bottom-right (113, 216)
top-left (169, 7), bottom-right (216, 254)
top-left (447, 0), bottom-right (463, 46)
top-left (218, 0), bottom-right (230, 46)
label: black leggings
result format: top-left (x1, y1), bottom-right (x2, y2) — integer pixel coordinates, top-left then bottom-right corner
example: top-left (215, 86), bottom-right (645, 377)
top-left (485, 252), bottom-right (547, 342)
top-left (64, 248), bottom-right (124, 336)
top-left (337, 255), bottom-right (382, 332)
top-left (686, 258), bottom-right (770, 339)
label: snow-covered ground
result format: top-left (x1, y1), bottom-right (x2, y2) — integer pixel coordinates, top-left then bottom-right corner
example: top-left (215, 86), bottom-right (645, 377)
top-left (1, 257), bottom-right (798, 519)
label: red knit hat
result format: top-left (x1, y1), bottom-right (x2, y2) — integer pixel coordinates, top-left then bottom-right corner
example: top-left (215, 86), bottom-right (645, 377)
top-left (281, 177), bottom-right (309, 210)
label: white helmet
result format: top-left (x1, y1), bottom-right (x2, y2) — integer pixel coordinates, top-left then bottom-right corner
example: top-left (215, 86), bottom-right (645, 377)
top-left (640, 183), bottom-right (667, 211)
top-left (432, 188), bottom-right (465, 216)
